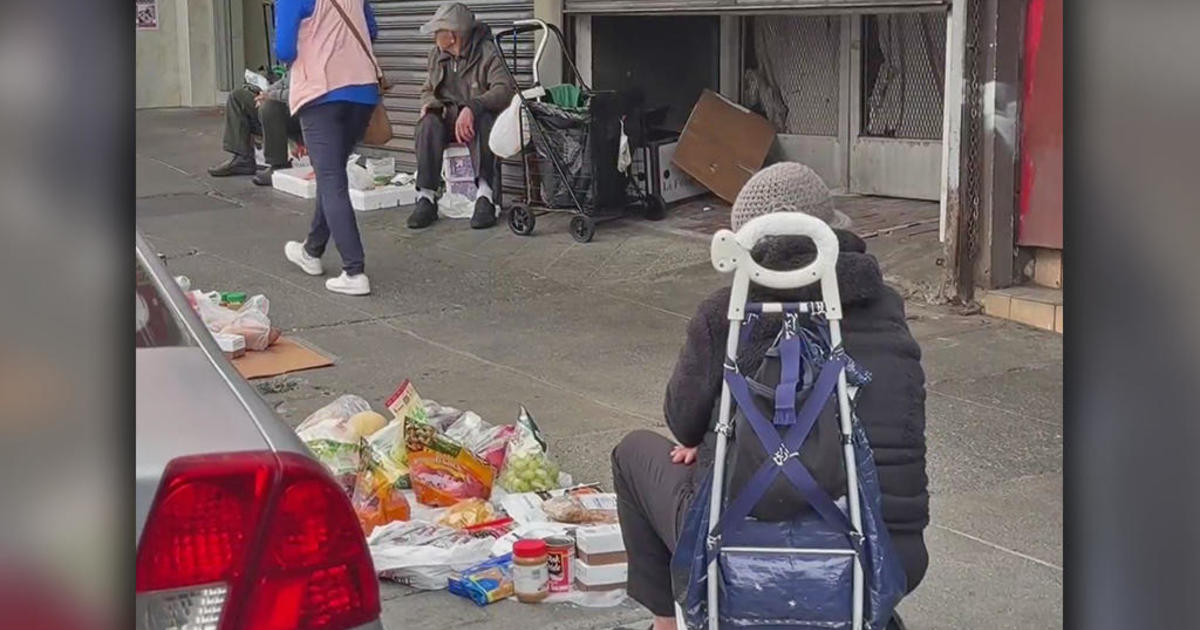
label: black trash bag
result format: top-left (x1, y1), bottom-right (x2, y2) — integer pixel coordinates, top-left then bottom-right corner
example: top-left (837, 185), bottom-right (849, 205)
top-left (526, 92), bottom-right (627, 213)
top-left (527, 100), bottom-right (591, 209)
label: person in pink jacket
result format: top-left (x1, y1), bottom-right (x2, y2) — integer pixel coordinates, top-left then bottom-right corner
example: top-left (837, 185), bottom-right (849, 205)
top-left (277, 0), bottom-right (380, 296)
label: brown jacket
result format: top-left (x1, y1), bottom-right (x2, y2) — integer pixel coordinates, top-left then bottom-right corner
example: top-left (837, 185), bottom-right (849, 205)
top-left (419, 23), bottom-right (515, 116)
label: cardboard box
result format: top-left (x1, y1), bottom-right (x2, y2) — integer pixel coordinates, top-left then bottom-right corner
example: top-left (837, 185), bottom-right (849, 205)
top-left (573, 558), bottom-right (627, 590)
top-left (673, 89), bottom-right (776, 203)
top-left (272, 166), bottom-right (318, 199)
top-left (212, 332), bottom-right (246, 359)
top-left (442, 145), bottom-right (475, 182)
top-left (350, 185), bottom-right (413, 212)
top-left (447, 179), bottom-right (478, 199)
top-left (576, 548), bottom-right (627, 565)
top-left (635, 132), bottom-right (708, 204)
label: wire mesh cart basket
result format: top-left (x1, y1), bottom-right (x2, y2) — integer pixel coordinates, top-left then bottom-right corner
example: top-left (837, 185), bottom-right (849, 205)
top-left (493, 20), bottom-right (665, 243)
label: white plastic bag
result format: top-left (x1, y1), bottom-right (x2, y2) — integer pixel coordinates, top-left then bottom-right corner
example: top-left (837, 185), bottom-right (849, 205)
top-left (220, 308), bottom-right (272, 351)
top-left (368, 520), bottom-right (494, 589)
top-left (296, 394), bottom-right (374, 434)
top-left (617, 121), bottom-right (632, 173)
top-left (489, 94), bottom-right (530, 159)
top-left (296, 395), bottom-right (375, 495)
top-left (244, 69), bottom-right (270, 91)
top-left (192, 292), bottom-right (273, 351)
top-left (438, 192), bottom-right (474, 219)
top-left (366, 157), bottom-right (395, 185)
top-left (191, 291), bottom-right (236, 332)
top-left (346, 154), bottom-right (374, 191)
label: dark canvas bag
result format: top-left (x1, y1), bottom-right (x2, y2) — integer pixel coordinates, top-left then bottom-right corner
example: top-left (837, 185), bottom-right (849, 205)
top-left (725, 315), bottom-right (846, 520)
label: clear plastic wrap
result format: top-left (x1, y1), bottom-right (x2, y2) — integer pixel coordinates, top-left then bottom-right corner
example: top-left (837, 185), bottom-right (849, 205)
top-left (295, 395), bottom-right (375, 495)
top-left (497, 407), bottom-right (561, 493)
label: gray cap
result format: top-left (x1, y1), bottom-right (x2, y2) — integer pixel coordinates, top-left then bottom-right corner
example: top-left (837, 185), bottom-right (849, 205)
top-left (420, 3), bottom-right (476, 36)
top-left (730, 162), bottom-right (852, 232)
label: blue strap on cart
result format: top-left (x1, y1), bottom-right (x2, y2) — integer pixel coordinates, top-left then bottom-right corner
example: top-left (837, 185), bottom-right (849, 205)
top-left (711, 308), bottom-right (861, 556)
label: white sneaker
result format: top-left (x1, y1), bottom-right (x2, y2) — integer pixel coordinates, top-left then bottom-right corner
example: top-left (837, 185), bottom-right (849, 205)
top-left (325, 271), bottom-right (371, 296)
top-left (285, 241), bottom-right (323, 276)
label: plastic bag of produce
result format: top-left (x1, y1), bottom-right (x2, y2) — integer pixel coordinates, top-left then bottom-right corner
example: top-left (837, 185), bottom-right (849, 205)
top-left (351, 458), bottom-right (411, 536)
top-left (220, 308), bottom-right (273, 351)
top-left (191, 292), bottom-right (278, 350)
top-left (443, 411), bottom-right (517, 471)
top-left (359, 420), bottom-right (409, 490)
top-left (296, 395), bottom-right (382, 495)
top-left (497, 406), bottom-right (561, 493)
top-left (406, 418), bottom-right (496, 507)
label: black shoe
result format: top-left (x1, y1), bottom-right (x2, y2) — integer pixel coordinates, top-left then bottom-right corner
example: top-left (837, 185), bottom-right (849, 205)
top-left (208, 155), bottom-right (256, 177)
top-left (253, 163), bottom-right (289, 186)
top-left (470, 197), bottom-right (497, 229)
top-left (407, 197), bottom-right (438, 229)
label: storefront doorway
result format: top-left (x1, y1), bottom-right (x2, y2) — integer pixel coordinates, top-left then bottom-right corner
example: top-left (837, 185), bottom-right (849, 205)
top-left (568, 2), bottom-right (950, 202)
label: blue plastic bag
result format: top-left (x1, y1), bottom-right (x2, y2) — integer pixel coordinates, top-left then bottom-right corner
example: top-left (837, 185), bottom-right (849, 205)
top-left (671, 421), bottom-right (906, 629)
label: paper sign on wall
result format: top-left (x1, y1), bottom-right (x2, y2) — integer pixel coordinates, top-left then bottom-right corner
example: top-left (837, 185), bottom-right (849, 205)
top-left (136, 0), bottom-right (158, 30)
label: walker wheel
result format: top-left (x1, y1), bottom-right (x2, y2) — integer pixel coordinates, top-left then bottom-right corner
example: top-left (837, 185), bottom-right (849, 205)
top-left (508, 204), bottom-right (536, 236)
top-left (644, 194), bottom-right (667, 221)
top-left (569, 215), bottom-right (596, 243)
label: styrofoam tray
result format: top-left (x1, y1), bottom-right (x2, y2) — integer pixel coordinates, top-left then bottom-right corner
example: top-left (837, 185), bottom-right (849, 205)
top-left (351, 185), bottom-right (416, 212)
top-left (272, 166), bottom-right (317, 199)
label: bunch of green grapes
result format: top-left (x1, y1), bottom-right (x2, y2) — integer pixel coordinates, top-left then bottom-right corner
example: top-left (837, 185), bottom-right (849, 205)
top-left (499, 452), bottom-right (560, 493)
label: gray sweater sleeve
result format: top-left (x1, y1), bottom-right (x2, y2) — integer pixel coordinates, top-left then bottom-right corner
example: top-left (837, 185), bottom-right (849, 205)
top-left (663, 304), bottom-right (723, 448)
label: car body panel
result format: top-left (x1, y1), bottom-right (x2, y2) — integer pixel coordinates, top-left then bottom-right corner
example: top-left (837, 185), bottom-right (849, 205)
top-left (135, 233), bottom-right (314, 542)
top-left (136, 233), bottom-right (383, 629)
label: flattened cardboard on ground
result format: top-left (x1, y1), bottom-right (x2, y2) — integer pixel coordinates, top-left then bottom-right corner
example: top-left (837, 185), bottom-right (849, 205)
top-left (672, 90), bottom-right (776, 203)
top-left (232, 336), bottom-right (333, 380)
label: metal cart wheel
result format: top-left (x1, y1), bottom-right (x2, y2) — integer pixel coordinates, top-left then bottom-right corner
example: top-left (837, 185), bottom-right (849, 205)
top-left (644, 194), bottom-right (667, 221)
top-left (508, 204), bottom-right (536, 236)
top-left (569, 215), bottom-right (596, 243)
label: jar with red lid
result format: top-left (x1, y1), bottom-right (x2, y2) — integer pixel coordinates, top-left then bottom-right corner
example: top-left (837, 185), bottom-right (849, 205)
top-left (512, 538), bottom-right (549, 603)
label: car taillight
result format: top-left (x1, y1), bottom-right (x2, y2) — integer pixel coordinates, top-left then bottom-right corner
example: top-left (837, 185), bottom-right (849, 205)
top-left (136, 452), bottom-right (380, 630)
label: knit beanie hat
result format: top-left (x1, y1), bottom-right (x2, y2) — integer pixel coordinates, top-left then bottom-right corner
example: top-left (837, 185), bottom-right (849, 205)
top-left (730, 162), bottom-right (852, 232)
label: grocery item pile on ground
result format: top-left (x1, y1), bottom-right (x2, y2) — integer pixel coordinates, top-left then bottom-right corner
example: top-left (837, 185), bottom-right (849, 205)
top-left (179, 280), bottom-right (281, 358)
top-left (295, 381), bottom-right (630, 609)
top-left (177, 278), bottom-right (335, 379)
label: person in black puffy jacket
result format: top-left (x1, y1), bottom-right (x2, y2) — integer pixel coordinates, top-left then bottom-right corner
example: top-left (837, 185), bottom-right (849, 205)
top-left (611, 163), bottom-right (928, 630)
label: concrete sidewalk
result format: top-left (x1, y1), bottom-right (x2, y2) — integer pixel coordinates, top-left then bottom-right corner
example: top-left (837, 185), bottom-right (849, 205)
top-left (136, 108), bottom-right (1062, 629)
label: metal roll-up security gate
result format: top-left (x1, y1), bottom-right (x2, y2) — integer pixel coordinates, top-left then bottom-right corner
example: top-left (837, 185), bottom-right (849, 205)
top-left (564, 0), bottom-right (947, 15)
top-left (366, 0), bottom-right (536, 194)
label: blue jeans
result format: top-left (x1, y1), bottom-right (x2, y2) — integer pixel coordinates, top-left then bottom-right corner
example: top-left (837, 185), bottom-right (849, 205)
top-left (298, 101), bottom-right (374, 275)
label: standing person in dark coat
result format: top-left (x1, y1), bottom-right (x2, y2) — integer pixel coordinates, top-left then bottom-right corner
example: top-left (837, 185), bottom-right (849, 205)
top-left (611, 162), bottom-right (929, 630)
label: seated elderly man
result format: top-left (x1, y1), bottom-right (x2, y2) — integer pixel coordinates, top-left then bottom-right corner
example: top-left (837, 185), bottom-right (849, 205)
top-left (208, 73), bottom-right (303, 186)
top-left (408, 2), bottom-right (517, 230)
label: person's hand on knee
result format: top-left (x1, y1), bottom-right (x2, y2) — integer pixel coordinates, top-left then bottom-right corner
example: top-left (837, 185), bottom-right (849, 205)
top-left (670, 444), bottom-right (698, 465)
top-left (455, 107), bottom-right (475, 143)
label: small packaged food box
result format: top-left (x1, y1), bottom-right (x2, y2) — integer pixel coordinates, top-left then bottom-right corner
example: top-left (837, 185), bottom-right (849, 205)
top-left (573, 558), bottom-right (628, 592)
top-left (212, 332), bottom-right (246, 359)
top-left (574, 524), bottom-right (627, 565)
